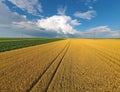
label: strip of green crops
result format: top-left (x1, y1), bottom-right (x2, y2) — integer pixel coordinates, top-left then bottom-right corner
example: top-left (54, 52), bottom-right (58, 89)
top-left (0, 38), bottom-right (64, 52)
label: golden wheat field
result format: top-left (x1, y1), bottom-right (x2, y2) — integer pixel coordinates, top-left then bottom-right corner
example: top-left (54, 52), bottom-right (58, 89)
top-left (0, 39), bottom-right (120, 92)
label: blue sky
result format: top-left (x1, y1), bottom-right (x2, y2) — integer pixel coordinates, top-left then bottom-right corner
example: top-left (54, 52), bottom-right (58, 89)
top-left (0, 0), bottom-right (120, 38)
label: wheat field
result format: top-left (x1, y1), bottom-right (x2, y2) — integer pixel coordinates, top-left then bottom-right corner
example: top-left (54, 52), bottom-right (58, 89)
top-left (0, 39), bottom-right (120, 92)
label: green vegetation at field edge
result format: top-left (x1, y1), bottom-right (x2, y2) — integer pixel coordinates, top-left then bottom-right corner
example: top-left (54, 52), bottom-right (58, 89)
top-left (0, 38), bottom-right (64, 52)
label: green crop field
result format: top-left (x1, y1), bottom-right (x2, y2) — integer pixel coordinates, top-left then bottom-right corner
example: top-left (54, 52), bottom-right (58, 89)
top-left (0, 38), bottom-right (64, 52)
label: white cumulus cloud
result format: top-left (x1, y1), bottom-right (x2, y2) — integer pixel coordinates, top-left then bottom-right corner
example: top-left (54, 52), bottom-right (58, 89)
top-left (74, 10), bottom-right (96, 20)
top-left (81, 26), bottom-right (120, 38)
top-left (57, 6), bottom-right (66, 15)
top-left (8, 0), bottom-right (42, 16)
top-left (0, 1), bottom-right (81, 38)
top-left (0, 1), bottom-right (26, 25)
top-left (11, 15), bottom-right (81, 37)
top-left (37, 15), bottom-right (81, 35)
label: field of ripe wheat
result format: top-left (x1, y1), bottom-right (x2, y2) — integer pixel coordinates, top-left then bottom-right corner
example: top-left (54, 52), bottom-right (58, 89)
top-left (0, 39), bottom-right (120, 92)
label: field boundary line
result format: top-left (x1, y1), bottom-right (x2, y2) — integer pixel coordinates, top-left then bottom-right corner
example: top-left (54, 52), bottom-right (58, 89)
top-left (0, 40), bottom-right (66, 60)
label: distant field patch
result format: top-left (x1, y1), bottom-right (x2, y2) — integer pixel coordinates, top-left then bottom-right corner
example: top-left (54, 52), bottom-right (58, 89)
top-left (0, 38), bottom-right (64, 52)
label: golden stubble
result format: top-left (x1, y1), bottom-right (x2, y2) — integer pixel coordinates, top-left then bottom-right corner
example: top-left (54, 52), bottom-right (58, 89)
top-left (0, 39), bottom-right (120, 92)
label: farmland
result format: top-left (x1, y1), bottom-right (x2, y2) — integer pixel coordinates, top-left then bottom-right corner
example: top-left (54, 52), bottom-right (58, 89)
top-left (0, 39), bottom-right (120, 92)
top-left (0, 38), bottom-right (64, 52)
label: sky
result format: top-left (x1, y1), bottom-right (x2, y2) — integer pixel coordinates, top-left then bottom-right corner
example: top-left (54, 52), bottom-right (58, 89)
top-left (0, 0), bottom-right (120, 38)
